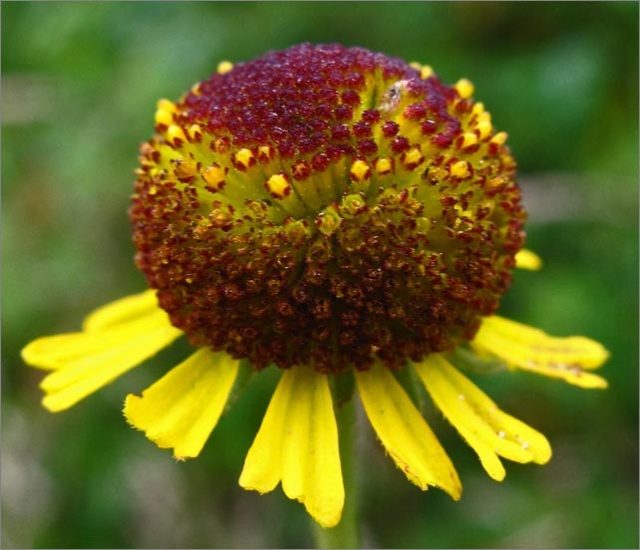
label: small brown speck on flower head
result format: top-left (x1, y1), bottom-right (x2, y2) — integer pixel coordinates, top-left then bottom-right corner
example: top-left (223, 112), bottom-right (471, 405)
top-left (130, 43), bottom-right (525, 373)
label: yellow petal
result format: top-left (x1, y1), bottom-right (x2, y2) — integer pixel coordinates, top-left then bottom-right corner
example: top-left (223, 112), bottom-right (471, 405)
top-left (24, 309), bottom-right (182, 412)
top-left (472, 316), bottom-right (609, 389)
top-left (415, 354), bottom-right (551, 481)
top-left (239, 366), bottom-right (344, 528)
top-left (515, 249), bottom-right (542, 270)
top-left (22, 306), bottom-right (176, 371)
top-left (355, 361), bottom-right (461, 500)
top-left (83, 290), bottom-right (159, 332)
top-left (124, 348), bottom-right (239, 459)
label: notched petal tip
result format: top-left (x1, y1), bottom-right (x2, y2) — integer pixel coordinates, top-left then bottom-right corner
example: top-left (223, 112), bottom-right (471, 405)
top-left (415, 354), bottom-right (552, 482)
top-left (41, 392), bottom-right (71, 413)
top-left (23, 292), bottom-right (182, 413)
top-left (22, 333), bottom-right (90, 371)
top-left (28, 311), bottom-right (182, 413)
top-left (239, 366), bottom-right (344, 527)
top-left (472, 316), bottom-right (609, 389)
top-left (123, 348), bottom-right (240, 460)
top-left (355, 361), bottom-right (462, 500)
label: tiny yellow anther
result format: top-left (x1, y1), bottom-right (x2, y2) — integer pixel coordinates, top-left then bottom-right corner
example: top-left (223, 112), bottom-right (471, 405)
top-left (155, 99), bottom-right (177, 126)
top-left (187, 124), bottom-right (202, 140)
top-left (375, 157), bottom-right (393, 175)
top-left (157, 99), bottom-right (177, 113)
top-left (420, 65), bottom-right (434, 79)
top-left (234, 148), bottom-right (255, 169)
top-left (460, 132), bottom-right (478, 149)
top-left (402, 147), bottom-right (424, 169)
top-left (258, 145), bottom-right (273, 162)
top-left (471, 102), bottom-right (485, 116)
top-left (350, 159), bottom-right (371, 182)
top-left (455, 79), bottom-right (474, 99)
top-left (265, 174), bottom-right (291, 199)
top-left (410, 62), bottom-right (434, 79)
top-left (490, 132), bottom-right (508, 145)
top-left (450, 160), bottom-right (469, 179)
top-left (477, 120), bottom-right (493, 140)
top-left (155, 109), bottom-right (174, 127)
top-left (217, 61), bottom-right (234, 74)
top-left (167, 125), bottom-right (187, 144)
top-left (478, 111), bottom-right (491, 124)
top-left (202, 164), bottom-right (227, 191)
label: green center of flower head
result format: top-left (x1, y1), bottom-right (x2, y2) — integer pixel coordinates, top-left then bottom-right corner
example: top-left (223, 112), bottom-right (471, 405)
top-left (130, 43), bottom-right (525, 373)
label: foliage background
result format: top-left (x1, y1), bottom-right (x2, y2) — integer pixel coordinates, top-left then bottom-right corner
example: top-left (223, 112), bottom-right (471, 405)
top-left (2, 2), bottom-right (638, 548)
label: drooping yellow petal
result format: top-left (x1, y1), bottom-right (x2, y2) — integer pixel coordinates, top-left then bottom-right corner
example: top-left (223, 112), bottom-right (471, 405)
top-left (415, 354), bottom-right (551, 481)
top-left (23, 309), bottom-right (182, 412)
top-left (22, 305), bottom-right (176, 371)
top-left (355, 361), bottom-right (461, 500)
top-left (515, 249), bottom-right (542, 270)
top-left (124, 348), bottom-right (239, 459)
top-left (83, 290), bottom-right (159, 332)
top-left (472, 316), bottom-right (609, 389)
top-left (239, 366), bottom-right (344, 528)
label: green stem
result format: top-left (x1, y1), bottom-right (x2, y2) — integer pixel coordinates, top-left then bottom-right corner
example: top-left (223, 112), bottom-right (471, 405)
top-left (312, 398), bottom-right (360, 548)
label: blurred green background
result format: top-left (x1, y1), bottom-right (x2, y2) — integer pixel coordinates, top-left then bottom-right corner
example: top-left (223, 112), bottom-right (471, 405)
top-left (2, 2), bottom-right (638, 548)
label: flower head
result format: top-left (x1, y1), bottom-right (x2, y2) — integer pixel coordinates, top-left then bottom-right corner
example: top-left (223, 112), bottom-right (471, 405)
top-left (23, 44), bottom-right (609, 529)
top-left (132, 44), bottom-right (522, 373)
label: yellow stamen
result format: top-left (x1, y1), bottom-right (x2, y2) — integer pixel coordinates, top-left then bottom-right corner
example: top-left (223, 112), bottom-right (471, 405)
top-left (450, 160), bottom-right (469, 179)
top-left (477, 120), bottom-right (493, 140)
top-left (375, 157), bottom-right (393, 175)
top-left (157, 99), bottom-right (177, 113)
top-left (460, 132), bottom-right (478, 149)
top-left (202, 164), bottom-right (227, 191)
top-left (408, 62), bottom-right (434, 79)
top-left (258, 145), bottom-right (273, 163)
top-left (455, 78), bottom-right (474, 99)
top-left (234, 148), bottom-right (255, 169)
top-left (490, 132), bottom-right (508, 146)
top-left (402, 147), bottom-right (424, 169)
top-left (471, 102), bottom-right (485, 115)
top-left (166, 124), bottom-right (186, 144)
top-left (217, 61), bottom-right (234, 74)
top-left (265, 174), bottom-right (291, 199)
top-left (349, 159), bottom-right (370, 182)
top-left (155, 109), bottom-right (174, 127)
top-left (187, 124), bottom-right (202, 140)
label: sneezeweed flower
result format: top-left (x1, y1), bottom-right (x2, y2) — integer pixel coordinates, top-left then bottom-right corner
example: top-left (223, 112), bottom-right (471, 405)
top-left (23, 44), bottom-right (609, 530)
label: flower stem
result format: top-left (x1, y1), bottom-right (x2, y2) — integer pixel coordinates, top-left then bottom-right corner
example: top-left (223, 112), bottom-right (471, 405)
top-left (312, 398), bottom-right (360, 548)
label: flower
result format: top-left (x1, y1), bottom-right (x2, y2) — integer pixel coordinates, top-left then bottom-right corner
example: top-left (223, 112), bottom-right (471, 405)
top-left (22, 44), bottom-right (609, 529)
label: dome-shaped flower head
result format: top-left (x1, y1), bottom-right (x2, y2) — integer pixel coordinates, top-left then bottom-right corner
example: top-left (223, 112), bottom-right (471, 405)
top-left (23, 44), bottom-right (609, 529)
